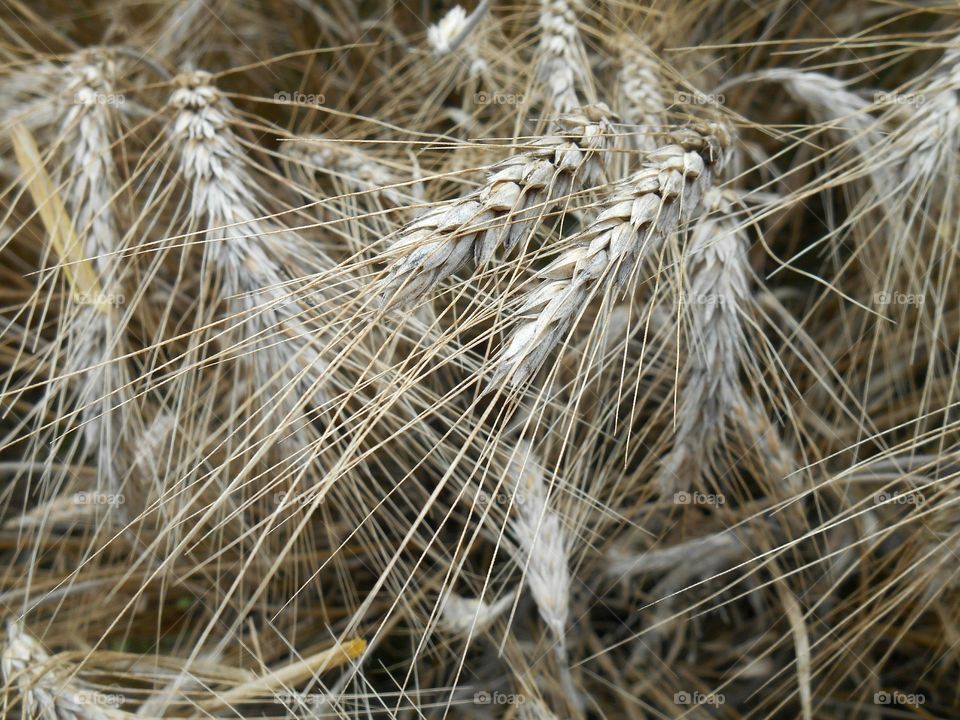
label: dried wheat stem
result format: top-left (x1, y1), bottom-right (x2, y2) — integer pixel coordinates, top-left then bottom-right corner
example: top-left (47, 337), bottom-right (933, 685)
top-left (656, 188), bottom-right (752, 492)
top-left (378, 105), bottom-right (614, 305)
top-left (491, 124), bottom-right (728, 387)
top-left (537, 0), bottom-right (590, 113)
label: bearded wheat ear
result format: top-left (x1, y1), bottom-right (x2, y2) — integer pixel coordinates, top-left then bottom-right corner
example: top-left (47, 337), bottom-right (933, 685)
top-left (507, 442), bottom-right (580, 711)
top-left (536, 0), bottom-right (592, 114)
top-left (655, 188), bottom-right (753, 493)
top-left (377, 105), bottom-right (614, 306)
top-left (57, 52), bottom-right (133, 503)
top-left (170, 72), bottom-right (329, 440)
top-left (892, 37), bottom-right (960, 183)
top-left (490, 124), bottom-right (729, 388)
top-left (282, 135), bottom-right (411, 207)
top-left (1, 622), bottom-right (128, 719)
top-left (607, 529), bottom-right (744, 578)
top-left (731, 400), bottom-right (800, 492)
top-left (618, 38), bottom-right (667, 152)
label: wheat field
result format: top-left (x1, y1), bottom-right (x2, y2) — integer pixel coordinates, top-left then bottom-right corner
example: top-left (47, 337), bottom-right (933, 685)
top-left (0, 1), bottom-right (958, 718)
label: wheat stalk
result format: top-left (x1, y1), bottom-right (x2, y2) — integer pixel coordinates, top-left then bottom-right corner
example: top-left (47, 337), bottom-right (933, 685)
top-left (491, 124), bottom-right (729, 387)
top-left (378, 104), bottom-right (614, 305)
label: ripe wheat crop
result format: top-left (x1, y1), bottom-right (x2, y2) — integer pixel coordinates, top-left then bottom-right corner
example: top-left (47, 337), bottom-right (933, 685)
top-left (1, 2), bottom-right (959, 719)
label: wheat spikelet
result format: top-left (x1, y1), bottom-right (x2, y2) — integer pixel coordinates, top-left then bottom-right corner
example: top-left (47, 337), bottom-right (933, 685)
top-left (536, 0), bottom-right (591, 113)
top-left (378, 104), bottom-right (613, 305)
top-left (438, 587), bottom-right (517, 635)
top-left (426, 2), bottom-right (489, 73)
top-left (491, 124), bottom-right (728, 387)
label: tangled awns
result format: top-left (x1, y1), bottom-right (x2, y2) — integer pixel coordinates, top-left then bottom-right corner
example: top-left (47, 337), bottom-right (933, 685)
top-left (1, 0), bottom-right (960, 718)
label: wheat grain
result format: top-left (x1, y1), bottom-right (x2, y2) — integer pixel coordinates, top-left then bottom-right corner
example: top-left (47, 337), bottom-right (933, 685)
top-left (378, 104), bottom-right (614, 305)
top-left (490, 124), bottom-right (728, 387)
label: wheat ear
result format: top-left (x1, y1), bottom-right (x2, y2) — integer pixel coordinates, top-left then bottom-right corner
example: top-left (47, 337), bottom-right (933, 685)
top-left (378, 104), bottom-right (614, 305)
top-left (491, 124), bottom-right (728, 387)
top-left (283, 135), bottom-right (411, 206)
top-left (618, 38), bottom-right (666, 151)
top-left (58, 53), bottom-right (132, 501)
top-left (656, 188), bottom-right (752, 492)
top-left (170, 72), bottom-right (329, 428)
top-left (894, 36), bottom-right (960, 182)
top-left (536, 0), bottom-right (591, 113)
top-left (1, 622), bottom-right (128, 719)
top-left (507, 442), bottom-right (580, 711)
